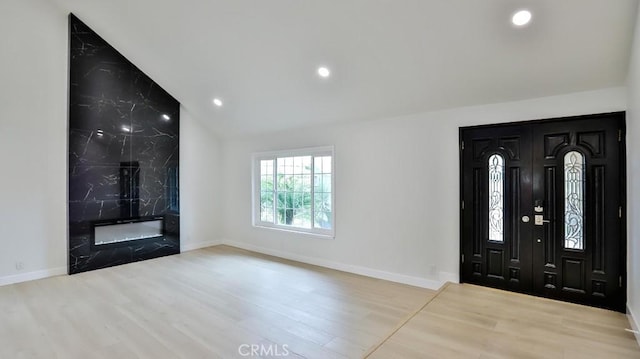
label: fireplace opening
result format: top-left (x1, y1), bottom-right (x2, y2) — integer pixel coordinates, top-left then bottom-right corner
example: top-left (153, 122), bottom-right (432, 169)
top-left (92, 217), bottom-right (164, 247)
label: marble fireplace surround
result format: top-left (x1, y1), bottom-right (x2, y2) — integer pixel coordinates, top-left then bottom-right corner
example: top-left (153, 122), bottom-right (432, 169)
top-left (68, 14), bottom-right (181, 274)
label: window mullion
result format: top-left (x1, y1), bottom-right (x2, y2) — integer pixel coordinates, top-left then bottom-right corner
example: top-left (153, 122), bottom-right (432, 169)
top-left (257, 160), bottom-right (262, 223)
top-left (310, 156), bottom-right (315, 229)
top-left (272, 158), bottom-right (277, 225)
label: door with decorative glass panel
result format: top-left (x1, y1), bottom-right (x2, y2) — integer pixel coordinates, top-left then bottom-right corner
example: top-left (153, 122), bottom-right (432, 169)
top-left (460, 112), bottom-right (626, 311)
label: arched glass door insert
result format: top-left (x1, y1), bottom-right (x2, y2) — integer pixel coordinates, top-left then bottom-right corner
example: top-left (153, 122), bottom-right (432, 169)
top-left (564, 151), bottom-right (585, 250)
top-left (488, 154), bottom-right (505, 242)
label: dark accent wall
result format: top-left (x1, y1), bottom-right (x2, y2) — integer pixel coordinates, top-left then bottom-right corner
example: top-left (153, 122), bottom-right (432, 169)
top-left (68, 14), bottom-right (180, 274)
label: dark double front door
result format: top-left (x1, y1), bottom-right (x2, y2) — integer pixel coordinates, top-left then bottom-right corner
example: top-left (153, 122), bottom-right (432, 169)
top-left (460, 112), bottom-right (625, 311)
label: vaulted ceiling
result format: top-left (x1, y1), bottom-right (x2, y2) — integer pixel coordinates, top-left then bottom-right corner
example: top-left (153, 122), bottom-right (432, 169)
top-left (51, 0), bottom-right (638, 137)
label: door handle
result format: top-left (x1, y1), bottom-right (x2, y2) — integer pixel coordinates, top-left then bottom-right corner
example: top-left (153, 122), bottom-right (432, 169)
top-left (534, 215), bottom-right (550, 225)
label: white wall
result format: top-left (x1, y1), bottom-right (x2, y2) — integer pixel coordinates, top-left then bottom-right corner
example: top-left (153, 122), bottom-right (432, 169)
top-left (0, 0), bottom-right (633, 298)
top-left (222, 87), bottom-right (626, 289)
top-left (0, 0), bottom-right (69, 283)
top-left (0, 0), bottom-right (223, 285)
top-left (626, 3), bottom-right (640, 340)
top-left (180, 108), bottom-right (224, 250)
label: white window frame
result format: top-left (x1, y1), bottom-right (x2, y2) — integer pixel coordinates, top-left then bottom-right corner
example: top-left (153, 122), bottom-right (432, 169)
top-left (252, 146), bottom-right (335, 238)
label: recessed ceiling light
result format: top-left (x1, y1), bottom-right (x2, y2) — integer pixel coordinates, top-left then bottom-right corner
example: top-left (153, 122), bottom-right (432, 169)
top-left (512, 10), bottom-right (532, 26)
top-left (317, 66), bottom-right (331, 78)
top-left (213, 98), bottom-right (223, 107)
top-left (162, 114), bottom-right (171, 121)
top-left (121, 125), bottom-right (131, 133)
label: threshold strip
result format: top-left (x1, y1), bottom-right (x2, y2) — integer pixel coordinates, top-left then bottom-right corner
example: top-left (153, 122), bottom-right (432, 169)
top-left (362, 282), bottom-right (450, 358)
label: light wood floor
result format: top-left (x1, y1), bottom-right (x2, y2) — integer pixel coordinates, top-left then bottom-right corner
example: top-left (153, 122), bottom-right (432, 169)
top-left (0, 246), bottom-right (638, 358)
top-left (369, 283), bottom-right (640, 359)
top-left (0, 246), bottom-right (434, 358)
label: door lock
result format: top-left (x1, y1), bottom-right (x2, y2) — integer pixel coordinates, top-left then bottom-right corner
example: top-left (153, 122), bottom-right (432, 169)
top-left (521, 216), bottom-right (530, 223)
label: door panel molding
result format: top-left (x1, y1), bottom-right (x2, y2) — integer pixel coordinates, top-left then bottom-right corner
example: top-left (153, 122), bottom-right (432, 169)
top-left (509, 167), bottom-right (521, 261)
top-left (460, 111), bottom-right (626, 312)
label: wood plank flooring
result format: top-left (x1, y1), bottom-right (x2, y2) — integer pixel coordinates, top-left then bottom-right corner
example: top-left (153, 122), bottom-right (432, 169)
top-left (0, 245), bottom-right (638, 358)
top-left (0, 246), bottom-right (433, 358)
top-left (369, 283), bottom-right (640, 359)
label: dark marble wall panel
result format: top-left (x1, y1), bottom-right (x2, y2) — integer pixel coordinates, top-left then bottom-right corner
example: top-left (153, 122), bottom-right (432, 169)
top-left (68, 14), bottom-right (180, 274)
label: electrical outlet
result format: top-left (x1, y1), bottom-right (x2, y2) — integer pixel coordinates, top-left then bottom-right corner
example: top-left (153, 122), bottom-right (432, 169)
top-left (15, 262), bottom-right (24, 271)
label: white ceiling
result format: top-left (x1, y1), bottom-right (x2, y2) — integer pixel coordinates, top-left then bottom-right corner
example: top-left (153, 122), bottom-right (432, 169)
top-left (51, 0), bottom-right (638, 138)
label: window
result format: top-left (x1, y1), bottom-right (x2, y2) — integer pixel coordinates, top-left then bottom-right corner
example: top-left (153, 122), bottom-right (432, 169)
top-left (564, 151), bottom-right (585, 250)
top-left (488, 154), bottom-right (504, 242)
top-left (253, 147), bottom-right (334, 237)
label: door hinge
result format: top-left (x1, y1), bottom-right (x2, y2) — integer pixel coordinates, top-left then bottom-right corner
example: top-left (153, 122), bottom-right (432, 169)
top-left (618, 129), bottom-right (623, 142)
top-left (462, 200), bottom-right (465, 210)
top-left (619, 206), bottom-right (623, 218)
top-left (620, 276), bottom-right (623, 288)
top-left (461, 141), bottom-right (465, 151)
top-left (462, 254), bottom-right (465, 264)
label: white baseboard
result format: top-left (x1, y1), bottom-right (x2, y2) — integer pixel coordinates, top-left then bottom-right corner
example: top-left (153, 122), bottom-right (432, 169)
top-left (627, 304), bottom-right (640, 347)
top-left (0, 239), bottom-right (455, 292)
top-left (0, 267), bottom-right (67, 287)
top-left (0, 239), bottom-right (223, 287)
top-left (221, 239), bottom-right (446, 290)
top-left (439, 271), bottom-right (459, 284)
top-left (181, 239), bottom-right (222, 252)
